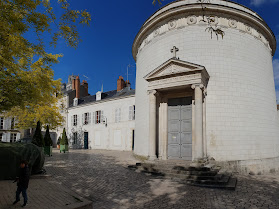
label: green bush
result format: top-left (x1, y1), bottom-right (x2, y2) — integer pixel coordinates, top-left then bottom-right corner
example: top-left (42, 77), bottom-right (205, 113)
top-left (44, 125), bottom-right (53, 146)
top-left (32, 121), bottom-right (44, 147)
top-left (0, 142), bottom-right (45, 180)
top-left (60, 128), bottom-right (68, 145)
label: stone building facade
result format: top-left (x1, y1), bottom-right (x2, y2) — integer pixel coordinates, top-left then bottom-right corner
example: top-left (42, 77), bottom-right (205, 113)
top-left (132, 0), bottom-right (279, 173)
top-left (0, 116), bottom-right (20, 143)
top-left (66, 76), bottom-right (136, 151)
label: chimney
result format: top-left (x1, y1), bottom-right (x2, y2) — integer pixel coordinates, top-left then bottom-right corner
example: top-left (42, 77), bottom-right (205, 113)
top-left (75, 76), bottom-right (80, 98)
top-left (72, 78), bottom-right (76, 90)
top-left (125, 80), bottom-right (131, 88)
top-left (117, 76), bottom-right (125, 91)
top-left (82, 80), bottom-right (89, 96)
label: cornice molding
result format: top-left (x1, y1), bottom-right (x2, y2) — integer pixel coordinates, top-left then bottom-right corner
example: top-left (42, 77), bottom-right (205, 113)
top-left (132, 3), bottom-right (276, 60)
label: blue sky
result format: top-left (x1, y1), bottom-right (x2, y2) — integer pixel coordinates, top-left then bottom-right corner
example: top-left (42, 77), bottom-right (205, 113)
top-left (48, 0), bottom-right (279, 101)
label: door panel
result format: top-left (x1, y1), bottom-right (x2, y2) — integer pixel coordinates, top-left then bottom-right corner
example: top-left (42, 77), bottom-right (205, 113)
top-left (180, 132), bottom-right (192, 144)
top-left (168, 144), bottom-right (180, 159)
top-left (181, 120), bottom-right (191, 132)
top-left (181, 144), bottom-right (192, 160)
top-left (168, 132), bottom-right (180, 145)
top-left (168, 97), bottom-right (192, 160)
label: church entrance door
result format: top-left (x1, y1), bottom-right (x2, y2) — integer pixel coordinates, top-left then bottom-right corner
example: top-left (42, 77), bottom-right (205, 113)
top-left (167, 97), bottom-right (192, 160)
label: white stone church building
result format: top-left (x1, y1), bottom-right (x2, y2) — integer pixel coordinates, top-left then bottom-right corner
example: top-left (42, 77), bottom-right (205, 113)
top-left (63, 0), bottom-right (279, 173)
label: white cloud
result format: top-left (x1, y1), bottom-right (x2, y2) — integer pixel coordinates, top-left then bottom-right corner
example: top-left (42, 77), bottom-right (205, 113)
top-left (250, 0), bottom-right (279, 6)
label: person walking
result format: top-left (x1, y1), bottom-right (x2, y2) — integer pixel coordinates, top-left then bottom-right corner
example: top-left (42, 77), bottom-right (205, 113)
top-left (13, 160), bottom-right (30, 207)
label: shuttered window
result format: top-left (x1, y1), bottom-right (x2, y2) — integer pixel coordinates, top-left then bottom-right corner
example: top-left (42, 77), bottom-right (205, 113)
top-left (129, 105), bottom-right (135, 120)
top-left (93, 111), bottom-right (103, 124)
top-left (0, 117), bottom-right (3, 129)
top-left (115, 108), bottom-right (121, 123)
top-left (10, 133), bottom-right (17, 143)
top-left (72, 115), bottom-right (78, 126)
top-left (82, 112), bottom-right (91, 125)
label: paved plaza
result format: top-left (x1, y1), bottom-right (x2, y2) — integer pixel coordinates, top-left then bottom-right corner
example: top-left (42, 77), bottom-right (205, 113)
top-left (42, 149), bottom-right (279, 209)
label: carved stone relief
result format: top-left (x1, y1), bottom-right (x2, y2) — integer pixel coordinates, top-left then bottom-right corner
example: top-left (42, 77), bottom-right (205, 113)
top-left (138, 15), bottom-right (271, 56)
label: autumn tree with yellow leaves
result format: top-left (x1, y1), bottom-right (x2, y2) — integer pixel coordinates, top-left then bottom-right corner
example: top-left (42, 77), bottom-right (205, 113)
top-left (0, 0), bottom-right (91, 129)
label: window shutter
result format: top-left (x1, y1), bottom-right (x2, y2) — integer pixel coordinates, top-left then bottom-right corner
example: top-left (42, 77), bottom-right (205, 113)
top-left (88, 112), bottom-right (91, 124)
top-left (77, 115), bottom-right (80, 126)
top-left (2, 133), bottom-right (6, 142)
top-left (101, 111), bottom-right (104, 123)
top-left (129, 106), bottom-right (132, 120)
top-left (82, 113), bottom-right (84, 125)
top-left (71, 116), bottom-right (74, 126)
top-left (6, 133), bottom-right (10, 142)
top-left (93, 112), bottom-right (95, 124)
top-left (16, 133), bottom-right (20, 141)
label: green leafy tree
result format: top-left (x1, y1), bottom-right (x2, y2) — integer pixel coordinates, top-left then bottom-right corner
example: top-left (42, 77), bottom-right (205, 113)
top-left (32, 121), bottom-right (44, 147)
top-left (1, 0), bottom-right (91, 128)
top-left (44, 125), bottom-right (53, 146)
top-left (60, 128), bottom-right (68, 145)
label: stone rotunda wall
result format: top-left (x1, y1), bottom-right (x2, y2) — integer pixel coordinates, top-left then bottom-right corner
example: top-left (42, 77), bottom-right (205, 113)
top-left (132, 0), bottom-right (278, 173)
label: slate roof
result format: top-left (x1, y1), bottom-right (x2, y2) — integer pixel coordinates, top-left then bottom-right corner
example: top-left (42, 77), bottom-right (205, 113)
top-left (69, 87), bottom-right (135, 108)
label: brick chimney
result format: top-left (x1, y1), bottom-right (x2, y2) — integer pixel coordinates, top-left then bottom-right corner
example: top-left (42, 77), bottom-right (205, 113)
top-left (81, 80), bottom-right (89, 96)
top-left (72, 78), bottom-right (76, 90)
top-left (75, 76), bottom-right (80, 98)
top-left (117, 76), bottom-right (126, 91)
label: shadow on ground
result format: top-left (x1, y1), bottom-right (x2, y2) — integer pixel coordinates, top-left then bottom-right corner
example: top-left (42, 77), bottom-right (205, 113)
top-left (44, 150), bottom-right (279, 209)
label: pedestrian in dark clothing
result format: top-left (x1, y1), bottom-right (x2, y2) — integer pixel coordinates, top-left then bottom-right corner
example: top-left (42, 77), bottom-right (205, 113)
top-left (13, 160), bottom-right (30, 207)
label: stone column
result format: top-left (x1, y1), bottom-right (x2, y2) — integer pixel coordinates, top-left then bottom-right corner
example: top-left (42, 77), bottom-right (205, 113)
top-left (159, 98), bottom-right (168, 160)
top-left (192, 84), bottom-right (204, 159)
top-left (149, 90), bottom-right (157, 159)
top-left (203, 88), bottom-right (207, 157)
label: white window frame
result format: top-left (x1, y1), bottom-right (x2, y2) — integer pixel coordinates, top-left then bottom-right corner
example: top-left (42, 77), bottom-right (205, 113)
top-left (10, 133), bottom-right (17, 143)
top-left (93, 110), bottom-right (103, 124)
top-left (73, 115), bottom-right (77, 126)
top-left (129, 105), bottom-right (135, 120)
top-left (82, 112), bottom-right (91, 125)
top-left (115, 108), bottom-right (121, 123)
top-left (0, 117), bottom-right (3, 130)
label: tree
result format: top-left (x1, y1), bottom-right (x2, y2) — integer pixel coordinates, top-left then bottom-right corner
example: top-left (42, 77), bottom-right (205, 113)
top-left (32, 121), bottom-right (44, 147)
top-left (44, 125), bottom-right (53, 147)
top-left (60, 128), bottom-right (68, 145)
top-left (0, 0), bottom-right (91, 128)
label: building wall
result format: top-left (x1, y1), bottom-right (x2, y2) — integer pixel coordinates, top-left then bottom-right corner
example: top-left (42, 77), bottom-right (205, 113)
top-left (134, 1), bottom-right (279, 163)
top-left (67, 96), bottom-right (135, 151)
top-left (0, 116), bottom-right (20, 142)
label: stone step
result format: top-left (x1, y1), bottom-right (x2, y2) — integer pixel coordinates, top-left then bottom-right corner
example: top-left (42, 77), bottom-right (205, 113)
top-left (187, 177), bottom-right (238, 190)
top-left (186, 175), bottom-right (230, 185)
top-left (187, 174), bottom-right (224, 181)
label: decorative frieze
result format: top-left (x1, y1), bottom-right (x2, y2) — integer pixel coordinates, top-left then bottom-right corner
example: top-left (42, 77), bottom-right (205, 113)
top-left (137, 15), bottom-right (272, 55)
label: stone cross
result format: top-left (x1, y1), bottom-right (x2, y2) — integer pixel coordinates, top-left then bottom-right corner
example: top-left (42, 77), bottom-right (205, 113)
top-left (171, 46), bottom-right (179, 58)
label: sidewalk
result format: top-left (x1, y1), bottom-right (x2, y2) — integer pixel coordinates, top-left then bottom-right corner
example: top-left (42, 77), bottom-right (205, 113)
top-left (0, 178), bottom-right (92, 209)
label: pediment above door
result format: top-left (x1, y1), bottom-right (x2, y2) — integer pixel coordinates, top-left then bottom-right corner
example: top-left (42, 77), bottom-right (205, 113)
top-left (144, 58), bottom-right (209, 91)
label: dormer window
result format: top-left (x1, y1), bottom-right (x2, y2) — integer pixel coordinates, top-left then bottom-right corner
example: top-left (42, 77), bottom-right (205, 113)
top-left (96, 91), bottom-right (102, 101)
top-left (73, 98), bottom-right (78, 106)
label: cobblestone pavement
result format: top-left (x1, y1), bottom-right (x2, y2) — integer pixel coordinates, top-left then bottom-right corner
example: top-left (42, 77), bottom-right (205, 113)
top-left (45, 149), bottom-right (279, 209)
top-left (0, 178), bottom-right (91, 209)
